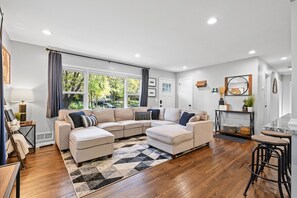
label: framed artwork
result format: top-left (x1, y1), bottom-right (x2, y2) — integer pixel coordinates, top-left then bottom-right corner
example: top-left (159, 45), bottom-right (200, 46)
top-left (148, 88), bottom-right (156, 97)
top-left (2, 45), bottom-right (11, 84)
top-left (148, 78), bottom-right (156, 87)
top-left (272, 78), bottom-right (277, 94)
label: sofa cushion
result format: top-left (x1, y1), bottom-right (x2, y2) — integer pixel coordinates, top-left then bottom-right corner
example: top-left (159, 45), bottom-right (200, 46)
top-left (69, 127), bottom-right (115, 150)
top-left (133, 107), bottom-right (149, 112)
top-left (147, 109), bottom-right (160, 120)
top-left (146, 125), bottom-right (193, 144)
top-left (135, 112), bottom-right (151, 120)
top-left (198, 111), bottom-right (208, 121)
top-left (93, 109), bottom-right (115, 123)
top-left (189, 115), bottom-right (201, 122)
top-left (151, 120), bottom-right (176, 127)
top-left (68, 111), bottom-right (85, 128)
top-left (97, 122), bottom-right (123, 131)
top-left (58, 109), bottom-right (92, 121)
top-left (118, 120), bottom-right (143, 129)
top-left (115, 108), bottom-right (134, 121)
top-left (164, 108), bottom-right (181, 122)
top-left (138, 120), bottom-right (153, 127)
top-left (179, 112), bottom-right (195, 126)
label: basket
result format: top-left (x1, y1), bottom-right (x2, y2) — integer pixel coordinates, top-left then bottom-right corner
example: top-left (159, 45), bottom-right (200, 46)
top-left (222, 124), bottom-right (237, 133)
top-left (240, 127), bottom-right (250, 135)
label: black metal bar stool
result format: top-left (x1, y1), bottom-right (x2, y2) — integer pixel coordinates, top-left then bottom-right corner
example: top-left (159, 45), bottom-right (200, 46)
top-left (261, 130), bottom-right (292, 173)
top-left (243, 135), bottom-right (291, 198)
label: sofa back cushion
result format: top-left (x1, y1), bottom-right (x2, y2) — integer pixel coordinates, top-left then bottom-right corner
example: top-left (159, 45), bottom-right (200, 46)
top-left (164, 108), bottom-right (181, 122)
top-left (114, 108), bottom-right (134, 121)
top-left (58, 109), bottom-right (92, 121)
top-left (93, 109), bottom-right (115, 123)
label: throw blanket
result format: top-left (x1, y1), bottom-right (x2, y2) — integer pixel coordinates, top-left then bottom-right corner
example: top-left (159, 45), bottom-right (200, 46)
top-left (6, 134), bottom-right (30, 160)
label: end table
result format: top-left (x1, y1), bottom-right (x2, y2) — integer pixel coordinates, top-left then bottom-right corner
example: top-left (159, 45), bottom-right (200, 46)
top-left (18, 121), bottom-right (36, 153)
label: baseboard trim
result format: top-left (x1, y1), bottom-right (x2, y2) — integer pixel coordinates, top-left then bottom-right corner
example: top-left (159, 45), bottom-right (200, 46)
top-left (36, 141), bottom-right (55, 148)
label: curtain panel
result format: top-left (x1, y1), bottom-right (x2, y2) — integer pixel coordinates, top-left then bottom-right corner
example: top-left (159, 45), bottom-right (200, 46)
top-left (46, 51), bottom-right (64, 118)
top-left (140, 68), bottom-right (149, 107)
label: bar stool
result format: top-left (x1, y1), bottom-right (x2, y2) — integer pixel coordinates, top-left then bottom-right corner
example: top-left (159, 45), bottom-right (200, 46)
top-left (261, 130), bottom-right (292, 173)
top-left (243, 135), bottom-right (291, 198)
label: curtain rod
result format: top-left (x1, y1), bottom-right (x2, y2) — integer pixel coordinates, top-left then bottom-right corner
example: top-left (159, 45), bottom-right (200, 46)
top-left (46, 48), bottom-right (150, 70)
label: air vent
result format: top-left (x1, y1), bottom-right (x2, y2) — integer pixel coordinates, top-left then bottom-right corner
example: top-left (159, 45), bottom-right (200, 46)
top-left (36, 132), bottom-right (53, 141)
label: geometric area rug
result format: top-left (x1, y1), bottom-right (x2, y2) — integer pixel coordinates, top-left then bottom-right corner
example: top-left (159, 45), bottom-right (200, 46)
top-left (61, 136), bottom-right (172, 197)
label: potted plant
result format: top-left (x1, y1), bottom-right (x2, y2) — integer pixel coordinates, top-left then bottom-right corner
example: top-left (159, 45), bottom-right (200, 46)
top-left (245, 96), bottom-right (255, 112)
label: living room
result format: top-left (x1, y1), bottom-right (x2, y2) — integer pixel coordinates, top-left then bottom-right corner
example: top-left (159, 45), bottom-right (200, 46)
top-left (0, 0), bottom-right (297, 198)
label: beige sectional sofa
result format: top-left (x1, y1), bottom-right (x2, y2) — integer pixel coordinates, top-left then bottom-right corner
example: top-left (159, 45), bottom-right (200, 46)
top-left (55, 107), bottom-right (213, 165)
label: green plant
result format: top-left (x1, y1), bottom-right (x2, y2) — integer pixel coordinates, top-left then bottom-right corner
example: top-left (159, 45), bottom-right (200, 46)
top-left (244, 95), bottom-right (255, 107)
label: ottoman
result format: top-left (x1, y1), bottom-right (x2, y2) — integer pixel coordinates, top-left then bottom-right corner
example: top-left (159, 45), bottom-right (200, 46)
top-left (146, 125), bottom-right (194, 158)
top-left (69, 127), bottom-right (115, 166)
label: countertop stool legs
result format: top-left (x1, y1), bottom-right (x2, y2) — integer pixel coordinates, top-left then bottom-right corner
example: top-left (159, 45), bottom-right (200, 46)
top-left (243, 135), bottom-right (291, 198)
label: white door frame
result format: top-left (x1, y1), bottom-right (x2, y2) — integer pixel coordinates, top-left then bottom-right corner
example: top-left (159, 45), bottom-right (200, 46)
top-left (178, 77), bottom-right (193, 109)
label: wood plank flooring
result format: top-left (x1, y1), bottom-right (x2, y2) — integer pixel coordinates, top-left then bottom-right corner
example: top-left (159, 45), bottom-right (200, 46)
top-left (8, 137), bottom-right (287, 198)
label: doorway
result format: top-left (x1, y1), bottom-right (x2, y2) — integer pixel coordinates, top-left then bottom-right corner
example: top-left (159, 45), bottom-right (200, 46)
top-left (178, 77), bottom-right (193, 109)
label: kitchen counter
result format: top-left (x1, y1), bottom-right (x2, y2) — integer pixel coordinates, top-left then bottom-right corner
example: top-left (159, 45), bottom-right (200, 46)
top-left (263, 113), bottom-right (297, 135)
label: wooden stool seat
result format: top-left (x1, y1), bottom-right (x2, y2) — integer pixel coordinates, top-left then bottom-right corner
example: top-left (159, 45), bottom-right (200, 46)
top-left (251, 135), bottom-right (288, 146)
top-left (261, 130), bottom-right (291, 138)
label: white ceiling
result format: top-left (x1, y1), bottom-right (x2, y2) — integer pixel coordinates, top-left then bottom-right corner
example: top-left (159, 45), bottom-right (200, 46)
top-left (1, 0), bottom-right (292, 73)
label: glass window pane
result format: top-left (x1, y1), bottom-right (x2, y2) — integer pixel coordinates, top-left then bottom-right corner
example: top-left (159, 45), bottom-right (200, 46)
top-left (62, 70), bottom-right (84, 92)
top-left (88, 73), bottom-right (124, 109)
top-left (63, 94), bottom-right (84, 109)
top-left (128, 95), bottom-right (140, 107)
top-left (127, 78), bottom-right (141, 95)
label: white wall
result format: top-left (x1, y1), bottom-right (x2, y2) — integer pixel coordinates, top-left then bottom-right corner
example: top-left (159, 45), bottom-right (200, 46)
top-left (282, 75), bottom-right (292, 116)
top-left (7, 40), bottom-right (175, 145)
top-left (176, 58), bottom-right (260, 131)
top-left (290, 1), bottom-right (297, 197)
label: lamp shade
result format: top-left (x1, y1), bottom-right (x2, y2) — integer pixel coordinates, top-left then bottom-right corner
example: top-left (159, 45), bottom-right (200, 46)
top-left (11, 88), bottom-right (34, 102)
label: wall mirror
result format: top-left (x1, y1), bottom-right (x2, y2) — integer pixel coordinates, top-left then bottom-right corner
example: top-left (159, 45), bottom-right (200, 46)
top-left (225, 74), bottom-right (252, 96)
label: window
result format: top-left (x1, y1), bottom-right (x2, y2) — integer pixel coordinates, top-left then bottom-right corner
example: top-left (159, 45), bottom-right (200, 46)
top-left (127, 78), bottom-right (141, 107)
top-left (62, 67), bottom-right (141, 109)
top-left (88, 73), bottom-right (124, 109)
top-left (62, 70), bottom-right (85, 109)
top-left (162, 83), bottom-right (172, 93)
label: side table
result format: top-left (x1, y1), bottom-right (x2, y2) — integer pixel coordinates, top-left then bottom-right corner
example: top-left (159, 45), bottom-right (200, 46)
top-left (0, 162), bottom-right (20, 198)
top-left (18, 121), bottom-right (36, 153)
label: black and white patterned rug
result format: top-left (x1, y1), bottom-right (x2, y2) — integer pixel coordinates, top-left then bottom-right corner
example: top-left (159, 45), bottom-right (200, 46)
top-left (61, 136), bottom-right (172, 197)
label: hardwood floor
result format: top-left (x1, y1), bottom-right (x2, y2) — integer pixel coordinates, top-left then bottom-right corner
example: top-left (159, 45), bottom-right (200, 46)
top-left (8, 137), bottom-right (287, 198)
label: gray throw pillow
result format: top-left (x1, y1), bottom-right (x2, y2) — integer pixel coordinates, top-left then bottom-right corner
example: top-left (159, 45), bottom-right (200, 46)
top-left (135, 112), bottom-right (151, 120)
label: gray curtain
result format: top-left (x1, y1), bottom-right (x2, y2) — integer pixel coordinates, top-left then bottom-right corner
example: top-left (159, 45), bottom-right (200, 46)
top-left (140, 68), bottom-right (149, 107)
top-left (46, 51), bottom-right (64, 118)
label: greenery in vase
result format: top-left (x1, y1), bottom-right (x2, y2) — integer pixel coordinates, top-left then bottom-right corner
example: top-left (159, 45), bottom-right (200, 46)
top-left (244, 95), bottom-right (255, 107)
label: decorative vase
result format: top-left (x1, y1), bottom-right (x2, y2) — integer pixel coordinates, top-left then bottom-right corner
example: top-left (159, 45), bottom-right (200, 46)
top-left (247, 107), bottom-right (253, 112)
top-left (242, 105), bottom-right (247, 112)
top-left (219, 98), bottom-right (225, 105)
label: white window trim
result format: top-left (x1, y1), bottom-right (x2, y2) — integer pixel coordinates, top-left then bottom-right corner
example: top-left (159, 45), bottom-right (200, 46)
top-left (63, 65), bottom-right (142, 109)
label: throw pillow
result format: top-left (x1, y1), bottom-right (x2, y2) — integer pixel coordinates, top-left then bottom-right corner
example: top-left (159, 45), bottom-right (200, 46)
top-left (135, 112), bottom-right (151, 120)
top-left (198, 111), bottom-right (208, 121)
top-left (179, 112), bottom-right (195, 126)
top-left (64, 114), bottom-right (75, 129)
top-left (189, 115), bottom-right (201, 122)
top-left (81, 114), bottom-right (98, 128)
top-left (147, 109), bottom-right (160, 120)
top-left (68, 111), bottom-right (85, 128)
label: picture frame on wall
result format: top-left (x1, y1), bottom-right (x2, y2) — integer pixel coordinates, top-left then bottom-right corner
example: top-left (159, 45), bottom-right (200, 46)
top-left (148, 78), bottom-right (156, 87)
top-left (2, 45), bottom-right (11, 84)
top-left (148, 88), bottom-right (156, 97)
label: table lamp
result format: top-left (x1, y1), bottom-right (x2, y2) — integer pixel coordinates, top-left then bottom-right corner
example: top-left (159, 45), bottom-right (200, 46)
top-left (11, 88), bottom-right (34, 122)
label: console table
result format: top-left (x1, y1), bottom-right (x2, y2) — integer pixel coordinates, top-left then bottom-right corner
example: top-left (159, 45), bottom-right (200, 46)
top-left (215, 110), bottom-right (255, 139)
top-left (0, 162), bottom-right (20, 198)
top-left (19, 121), bottom-right (36, 153)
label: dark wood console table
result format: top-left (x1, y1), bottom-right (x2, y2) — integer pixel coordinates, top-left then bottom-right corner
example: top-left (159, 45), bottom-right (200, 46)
top-left (215, 110), bottom-right (255, 139)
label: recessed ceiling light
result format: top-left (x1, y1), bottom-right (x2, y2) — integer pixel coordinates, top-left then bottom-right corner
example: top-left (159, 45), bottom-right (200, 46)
top-left (42, 29), bottom-right (52, 36)
top-left (249, 50), bottom-right (256, 55)
top-left (135, 53), bottom-right (140, 58)
top-left (182, 66), bottom-right (187, 69)
top-left (207, 17), bottom-right (217, 25)
top-left (281, 57), bottom-right (288, 61)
